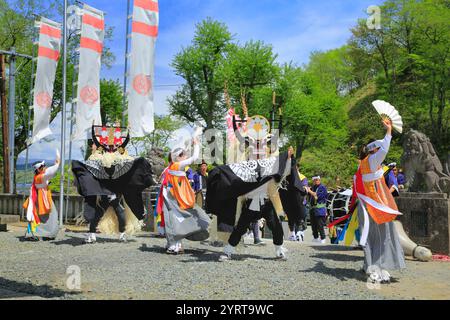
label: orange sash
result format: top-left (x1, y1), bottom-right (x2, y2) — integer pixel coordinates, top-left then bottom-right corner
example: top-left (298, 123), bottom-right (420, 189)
top-left (167, 163), bottom-right (195, 210)
top-left (359, 157), bottom-right (399, 224)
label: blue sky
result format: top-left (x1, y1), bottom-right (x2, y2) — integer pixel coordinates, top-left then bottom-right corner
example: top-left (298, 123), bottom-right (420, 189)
top-left (97, 0), bottom-right (381, 114)
top-left (19, 0), bottom-right (382, 163)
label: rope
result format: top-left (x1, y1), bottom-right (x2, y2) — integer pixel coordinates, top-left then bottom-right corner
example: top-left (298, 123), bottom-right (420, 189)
top-left (241, 89), bottom-right (248, 118)
top-left (224, 81), bottom-right (232, 110)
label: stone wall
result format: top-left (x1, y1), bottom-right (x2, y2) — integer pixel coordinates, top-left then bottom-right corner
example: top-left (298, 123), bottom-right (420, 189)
top-left (0, 187), bottom-right (159, 228)
top-left (0, 193), bottom-right (84, 222)
top-left (396, 192), bottom-right (450, 255)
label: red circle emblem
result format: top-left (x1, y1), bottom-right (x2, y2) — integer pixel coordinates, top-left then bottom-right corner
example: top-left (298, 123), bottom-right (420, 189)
top-left (36, 92), bottom-right (52, 108)
top-left (80, 86), bottom-right (99, 106)
top-left (133, 74), bottom-right (152, 95)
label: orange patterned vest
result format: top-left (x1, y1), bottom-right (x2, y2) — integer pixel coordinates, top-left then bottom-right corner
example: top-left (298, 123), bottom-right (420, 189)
top-left (167, 162), bottom-right (195, 210)
top-left (358, 156), bottom-right (399, 224)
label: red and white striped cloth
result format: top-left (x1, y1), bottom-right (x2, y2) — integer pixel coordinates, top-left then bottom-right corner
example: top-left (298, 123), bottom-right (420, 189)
top-left (29, 18), bottom-right (61, 144)
top-left (128, 0), bottom-right (159, 137)
top-left (73, 4), bottom-right (105, 140)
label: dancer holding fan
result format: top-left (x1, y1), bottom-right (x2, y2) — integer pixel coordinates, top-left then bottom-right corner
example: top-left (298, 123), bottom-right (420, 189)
top-left (155, 128), bottom-right (211, 254)
top-left (352, 101), bottom-right (406, 284)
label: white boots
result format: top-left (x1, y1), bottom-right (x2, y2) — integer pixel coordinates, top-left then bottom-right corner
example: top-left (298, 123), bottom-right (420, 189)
top-left (289, 231), bottom-right (305, 242)
top-left (368, 267), bottom-right (391, 284)
top-left (119, 232), bottom-right (127, 243)
top-left (218, 244), bottom-right (235, 262)
top-left (167, 241), bottom-right (184, 254)
top-left (219, 244), bottom-right (288, 261)
top-left (275, 245), bottom-right (288, 260)
top-left (312, 238), bottom-right (327, 244)
top-left (288, 231), bottom-right (297, 241)
top-left (84, 233), bottom-right (97, 244)
top-left (84, 232), bottom-right (128, 244)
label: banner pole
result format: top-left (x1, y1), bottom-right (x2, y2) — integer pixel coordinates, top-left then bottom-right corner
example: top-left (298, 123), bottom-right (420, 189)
top-left (122, 0), bottom-right (131, 126)
top-left (24, 29), bottom-right (37, 190)
top-left (59, 0), bottom-right (68, 227)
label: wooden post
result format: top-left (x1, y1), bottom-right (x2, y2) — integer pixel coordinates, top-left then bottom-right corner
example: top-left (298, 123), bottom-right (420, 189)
top-left (0, 54), bottom-right (10, 193)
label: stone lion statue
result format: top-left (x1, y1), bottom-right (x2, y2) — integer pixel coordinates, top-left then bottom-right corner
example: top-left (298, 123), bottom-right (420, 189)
top-left (402, 130), bottom-right (450, 194)
top-left (145, 147), bottom-right (166, 178)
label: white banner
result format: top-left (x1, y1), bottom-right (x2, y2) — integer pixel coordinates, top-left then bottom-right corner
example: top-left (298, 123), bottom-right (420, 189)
top-left (72, 4), bottom-right (104, 140)
top-left (128, 0), bottom-right (159, 137)
top-left (29, 18), bottom-right (61, 144)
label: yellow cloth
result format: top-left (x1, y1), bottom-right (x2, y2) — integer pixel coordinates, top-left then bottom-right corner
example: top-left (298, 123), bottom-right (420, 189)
top-left (344, 208), bottom-right (359, 246)
top-left (298, 172), bottom-right (306, 181)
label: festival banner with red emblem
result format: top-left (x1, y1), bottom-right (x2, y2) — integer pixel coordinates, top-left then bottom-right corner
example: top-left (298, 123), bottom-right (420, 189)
top-left (73, 4), bottom-right (104, 140)
top-left (128, 0), bottom-right (159, 137)
top-left (29, 17), bottom-right (61, 144)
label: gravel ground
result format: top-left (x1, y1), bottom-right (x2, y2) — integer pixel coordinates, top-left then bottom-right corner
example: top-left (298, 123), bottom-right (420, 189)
top-left (1, 225), bottom-right (449, 300)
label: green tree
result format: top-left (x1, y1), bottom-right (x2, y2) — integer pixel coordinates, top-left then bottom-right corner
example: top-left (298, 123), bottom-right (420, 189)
top-left (168, 18), bottom-right (232, 129)
top-left (99, 79), bottom-right (123, 124)
top-left (347, 0), bottom-right (449, 159)
top-left (307, 46), bottom-right (357, 95)
top-left (222, 40), bottom-right (279, 112)
top-left (129, 115), bottom-right (184, 156)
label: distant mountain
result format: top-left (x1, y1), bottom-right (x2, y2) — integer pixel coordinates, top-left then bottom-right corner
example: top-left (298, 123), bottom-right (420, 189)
top-left (16, 159), bottom-right (56, 171)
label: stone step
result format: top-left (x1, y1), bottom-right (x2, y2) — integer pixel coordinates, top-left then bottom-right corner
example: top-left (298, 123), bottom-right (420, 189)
top-left (0, 214), bottom-right (20, 224)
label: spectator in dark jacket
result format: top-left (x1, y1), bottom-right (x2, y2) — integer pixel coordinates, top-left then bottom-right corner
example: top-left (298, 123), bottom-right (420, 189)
top-left (307, 176), bottom-right (328, 244)
top-left (193, 161), bottom-right (208, 209)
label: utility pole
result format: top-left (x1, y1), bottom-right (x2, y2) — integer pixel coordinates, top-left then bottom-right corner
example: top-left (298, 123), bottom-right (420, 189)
top-left (8, 48), bottom-right (16, 194)
top-left (0, 54), bottom-right (9, 193)
top-left (0, 49), bottom-right (33, 194)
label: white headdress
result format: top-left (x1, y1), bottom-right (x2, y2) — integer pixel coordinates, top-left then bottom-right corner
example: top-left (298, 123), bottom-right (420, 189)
top-left (33, 160), bottom-right (45, 170)
top-left (366, 140), bottom-right (384, 152)
top-left (170, 148), bottom-right (185, 161)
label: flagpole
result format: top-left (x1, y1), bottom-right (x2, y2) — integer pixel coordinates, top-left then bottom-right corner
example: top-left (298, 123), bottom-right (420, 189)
top-left (59, 0), bottom-right (68, 227)
top-left (122, 0), bottom-right (131, 126)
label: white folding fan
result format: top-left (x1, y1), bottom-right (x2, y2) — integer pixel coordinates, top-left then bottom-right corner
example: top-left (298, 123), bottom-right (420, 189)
top-left (372, 100), bottom-right (403, 134)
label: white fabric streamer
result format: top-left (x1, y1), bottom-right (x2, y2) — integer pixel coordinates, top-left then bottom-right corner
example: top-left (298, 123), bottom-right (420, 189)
top-left (29, 18), bottom-right (61, 144)
top-left (128, 0), bottom-right (159, 137)
top-left (72, 4), bottom-right (104, 140)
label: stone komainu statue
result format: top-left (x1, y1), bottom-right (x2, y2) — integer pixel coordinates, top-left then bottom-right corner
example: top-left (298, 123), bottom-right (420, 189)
top-left (402, 130), bottom-right (450, 194)
top-left (145, 147), bottom-right (166, 178)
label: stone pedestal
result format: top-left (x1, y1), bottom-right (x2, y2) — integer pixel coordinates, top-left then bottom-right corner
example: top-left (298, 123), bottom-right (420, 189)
top-left (396, 192), bottom-right (450, 255)
top-left (0, 214), bottom-right (20, 232)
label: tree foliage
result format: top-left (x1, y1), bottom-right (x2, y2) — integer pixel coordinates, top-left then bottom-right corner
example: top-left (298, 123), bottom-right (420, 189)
top-left (168, 1), bottom-right (449, 185)
top-left (129, 115), bottom-right (185, 156)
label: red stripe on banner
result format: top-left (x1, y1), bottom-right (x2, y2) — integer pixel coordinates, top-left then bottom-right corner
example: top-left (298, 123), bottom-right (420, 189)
top-left (134, 0), bottom-right (159, 12)
top-left (82, 13), bottom-right (104, 30)
top-left (40, 24), bottom-right (61, 39)
top-left (132, 21), bottom-right (158, 37)
top-left (38, 46), bottom-right (60, 61)
top-left (80, 37), bottom-right (103, 53)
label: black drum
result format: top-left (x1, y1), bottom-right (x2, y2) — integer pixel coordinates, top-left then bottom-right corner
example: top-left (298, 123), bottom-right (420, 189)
top-left (326, 189), bottom-right (352, 225)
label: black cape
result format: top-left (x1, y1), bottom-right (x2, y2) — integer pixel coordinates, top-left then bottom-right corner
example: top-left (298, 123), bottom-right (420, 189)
top-left (72, 157), bottom-right (155, 220)
top-left (206, 152), bottom-right (304, 228)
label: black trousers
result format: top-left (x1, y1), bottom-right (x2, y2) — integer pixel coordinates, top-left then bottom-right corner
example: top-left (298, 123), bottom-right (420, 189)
top-left (83, 195), bottom-right (127, 233)
top-left (229, 200), bottom-right (284, 247)
top-left (249, 220), bottom-right (261, 241)
top-left (288, 202), bottom-right (307, 233)
top-left (310, 209), bottom-right (326, 240)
